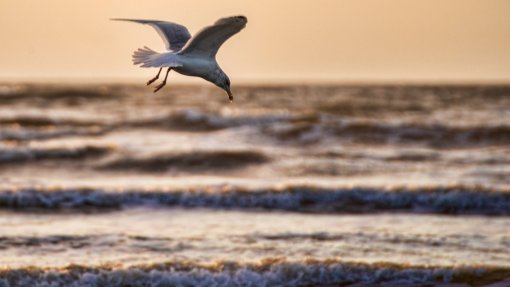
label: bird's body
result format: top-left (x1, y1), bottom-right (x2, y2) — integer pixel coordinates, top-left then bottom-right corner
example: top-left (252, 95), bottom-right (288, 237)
top-left (113, 16), bottom-right (247, 101)
top-left (173, 55), bottom-right (217, 79)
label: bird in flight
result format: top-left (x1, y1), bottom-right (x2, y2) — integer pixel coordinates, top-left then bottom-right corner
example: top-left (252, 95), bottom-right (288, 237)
top-left (113, 16), bottom-right (247, 101)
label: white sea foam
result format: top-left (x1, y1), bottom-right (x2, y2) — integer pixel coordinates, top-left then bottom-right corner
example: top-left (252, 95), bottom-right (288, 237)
top-left (1, 260), bottom-right (492, 287)
top-left (0, 186), bottom-right (508, 215)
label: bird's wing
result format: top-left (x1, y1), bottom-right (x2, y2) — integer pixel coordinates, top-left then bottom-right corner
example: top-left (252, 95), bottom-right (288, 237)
top-left (179, 16), bottom-right (247, 58)
top-left (112, 18), bottom-right (191, 52)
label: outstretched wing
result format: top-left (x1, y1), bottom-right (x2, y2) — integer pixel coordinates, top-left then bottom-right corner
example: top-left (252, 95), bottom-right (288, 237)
top-left (179, 16), bottom-right (247, 58)
top-left (112, 18), bottom-right (191, 52)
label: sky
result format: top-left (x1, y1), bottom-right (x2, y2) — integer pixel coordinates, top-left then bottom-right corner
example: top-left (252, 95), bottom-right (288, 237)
top-left (0, 0), bottom-right (509, 83)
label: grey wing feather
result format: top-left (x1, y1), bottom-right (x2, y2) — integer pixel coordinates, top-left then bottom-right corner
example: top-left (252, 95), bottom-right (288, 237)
top-left (112, 18), bottom-right (191, 52)
top-left (179, 16), bottom-right (247, 58)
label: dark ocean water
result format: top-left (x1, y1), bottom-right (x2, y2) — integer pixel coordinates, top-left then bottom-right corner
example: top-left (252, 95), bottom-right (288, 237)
top-left (0, 83), bottom-right (509, 286)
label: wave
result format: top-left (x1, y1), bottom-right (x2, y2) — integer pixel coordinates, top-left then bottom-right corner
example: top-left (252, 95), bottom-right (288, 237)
top-left (127, 109), bottom-right (293, 131)
top-left (0, 115), bottom-right (104, 127)
top-left (4, 114), bottom-right (510, 147)
top-left (0, 234), bottom-right (175, 251)
top-left (311, 150), bottom-right (441, 162)
top-left (0, 235), bottom-right (95, 249)
top-left (252, 231), bottom-right (510, 252)
top-left (0, 109), bottom-right (295, 142)
top-left (3, 231), bottom-right (505, 254)
top-left (0, 127), bottom-right (111, 142)
top-left (3, 109), bottom-right (507, 149)
top-left (332, 122), bottom-right (510, 148)
top-left (0, 186), bottom-right (509, 215)
top-left (1, 259), bottom-right (509, 287)
top-left (0, 85), bottom-right (125, 105)
top-left (263, 120), bottom-right (510, 147)
top-left (0, 113), bottom-right (114, 141)
top-left (0, 144), bottom-right (114, 164)
top-left (101, 150), bottom-right (270, 172)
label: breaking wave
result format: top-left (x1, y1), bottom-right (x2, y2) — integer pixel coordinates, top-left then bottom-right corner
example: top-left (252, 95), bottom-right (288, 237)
top-left (0, 259), bottom-right (508, 287)
top-left (0, 186), bottom-right (509, 215)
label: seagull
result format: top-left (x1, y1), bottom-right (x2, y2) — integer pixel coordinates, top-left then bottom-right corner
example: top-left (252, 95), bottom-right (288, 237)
top-left (112, 16), bottom-right (247, 101)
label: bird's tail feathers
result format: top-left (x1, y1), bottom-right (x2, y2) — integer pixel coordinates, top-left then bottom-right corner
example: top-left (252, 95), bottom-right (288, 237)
top-left (132, 46), bottom-right (182, 68)
top-left (132, 46), bottom-right (159, 67)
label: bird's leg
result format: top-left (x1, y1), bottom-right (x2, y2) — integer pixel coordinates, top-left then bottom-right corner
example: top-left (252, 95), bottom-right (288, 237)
top-left (146, 68), bottom-right (162, 86)
top-left (153, 68), bottom-right (171, 93)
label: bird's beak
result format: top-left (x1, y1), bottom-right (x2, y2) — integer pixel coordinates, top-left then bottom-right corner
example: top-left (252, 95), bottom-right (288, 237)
top-left (227, 89), bottom-right (233, 102)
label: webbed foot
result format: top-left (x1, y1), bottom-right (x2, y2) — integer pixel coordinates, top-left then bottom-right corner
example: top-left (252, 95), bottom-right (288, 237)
top-left (153, 81), bottom-right (166, 93)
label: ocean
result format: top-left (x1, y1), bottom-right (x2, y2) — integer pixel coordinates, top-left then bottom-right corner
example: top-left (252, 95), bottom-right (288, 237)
top-left (0, 83), bottom-right (509, 286)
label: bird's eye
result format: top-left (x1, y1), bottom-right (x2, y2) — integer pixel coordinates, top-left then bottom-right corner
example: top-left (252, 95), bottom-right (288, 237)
top-left (226, 79), bottom-right (230, 86)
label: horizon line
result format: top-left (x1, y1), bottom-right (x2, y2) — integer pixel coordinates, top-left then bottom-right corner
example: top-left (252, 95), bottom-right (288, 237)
top-left (1, 77), bottom-right (509, 86)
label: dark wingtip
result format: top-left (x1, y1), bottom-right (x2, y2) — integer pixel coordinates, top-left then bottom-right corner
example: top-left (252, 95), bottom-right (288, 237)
top-left (236, 15), bottom-right (247, 24)
top-left (216, 15), bottom-right (247, 26)
top-left (230, 15), bottom-right (247, 23)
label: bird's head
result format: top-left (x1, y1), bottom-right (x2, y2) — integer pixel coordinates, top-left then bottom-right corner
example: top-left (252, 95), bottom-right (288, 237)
top-left (215, 70), bottom-right (233, 102)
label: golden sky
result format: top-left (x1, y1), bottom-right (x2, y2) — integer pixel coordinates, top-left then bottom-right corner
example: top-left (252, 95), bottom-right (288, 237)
top-left (0, 0), bottom-right (509, 83)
